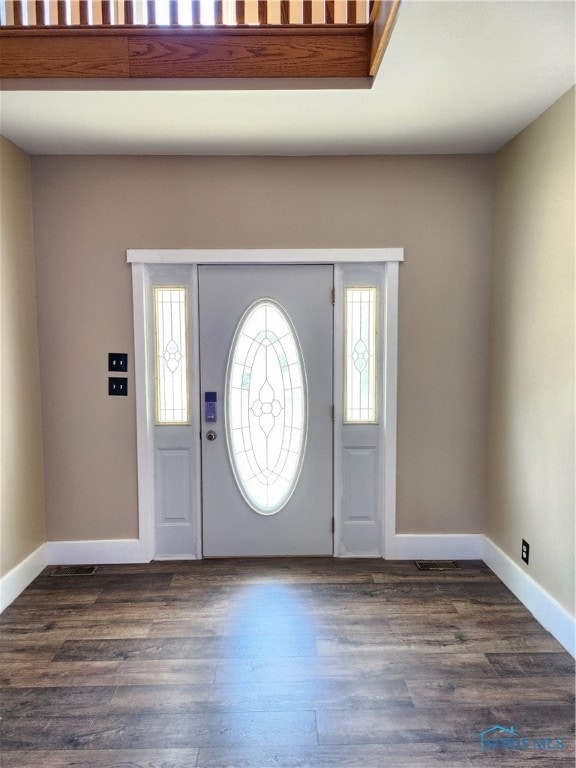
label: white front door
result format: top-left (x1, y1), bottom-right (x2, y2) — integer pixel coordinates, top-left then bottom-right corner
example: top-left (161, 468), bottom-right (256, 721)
top-left (198, 265), bottom-right (334, 556)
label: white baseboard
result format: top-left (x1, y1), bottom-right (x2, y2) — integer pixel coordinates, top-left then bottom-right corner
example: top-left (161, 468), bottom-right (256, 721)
top-left (338, 552), bottom-right (382, 558)
top-left (0, 544), bottom-right (47, 613)
top-left (45, 538), bottom-right (151, 565)
top-left (43, 535), bottom-right (484, 563)
top-left (483, 536), bottom-right (576, 657)
top-left (4, 535), bottom-right (573, 658)
top-left (387, 533), bottom-right (484, 560)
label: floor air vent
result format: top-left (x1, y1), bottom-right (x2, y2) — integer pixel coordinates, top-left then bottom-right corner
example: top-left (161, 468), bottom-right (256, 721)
top-left (414, 560), bottom-right (458, 571)
top-left (50, 566), bottom-right (97, 576)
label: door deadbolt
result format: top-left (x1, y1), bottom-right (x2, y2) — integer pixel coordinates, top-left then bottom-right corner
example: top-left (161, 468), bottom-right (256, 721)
top-left (206, 430), bottom-right (217, 441)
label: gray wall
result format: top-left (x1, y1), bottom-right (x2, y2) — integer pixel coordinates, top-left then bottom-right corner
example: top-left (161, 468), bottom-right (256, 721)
top-left (31, 154), bottom-right (494, 542)
top-left (488, 87), bottom-right (575, 615)
top-left (0, 137), bottom-right (45, 577)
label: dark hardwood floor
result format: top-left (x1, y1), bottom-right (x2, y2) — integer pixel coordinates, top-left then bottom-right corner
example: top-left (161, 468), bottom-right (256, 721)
top-left (0, 558), bottom-right (574, 767)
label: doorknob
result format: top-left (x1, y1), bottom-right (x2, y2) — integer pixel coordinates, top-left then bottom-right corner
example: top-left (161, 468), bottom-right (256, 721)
top-left (206, 430), bottom-right (217, 441)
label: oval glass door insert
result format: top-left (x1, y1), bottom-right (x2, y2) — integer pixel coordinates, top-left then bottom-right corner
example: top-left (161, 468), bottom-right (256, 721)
top-left (226, 298), bottom-right (307, 515)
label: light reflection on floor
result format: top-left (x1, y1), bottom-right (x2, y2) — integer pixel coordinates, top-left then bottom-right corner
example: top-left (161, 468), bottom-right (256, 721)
top-left (222, 582), bottom-right (318, 664)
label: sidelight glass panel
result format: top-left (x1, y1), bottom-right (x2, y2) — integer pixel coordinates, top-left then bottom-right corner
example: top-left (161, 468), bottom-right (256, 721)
top-left (226, 299), bottom-right (307, 515)
top-left (153, 286), bottom-right (190, 425)
top-left (345, 286), bottom-right (378, 423)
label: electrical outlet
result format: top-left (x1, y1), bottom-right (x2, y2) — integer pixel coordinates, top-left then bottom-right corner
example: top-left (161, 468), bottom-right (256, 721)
top-left (521, 539), bottom-right (530, 565)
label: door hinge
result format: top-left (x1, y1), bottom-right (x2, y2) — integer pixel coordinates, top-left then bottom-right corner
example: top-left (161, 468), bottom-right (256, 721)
top-left (331, 288), bottom-right (336, 305)
top-left (331, 518), bottom-right (335, 533)
top-left (331, 404), bottom-right (335, 422)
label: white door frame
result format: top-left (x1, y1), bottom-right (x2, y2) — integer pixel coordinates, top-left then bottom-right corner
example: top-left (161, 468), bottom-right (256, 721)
top-left (128, 249), bottom-right (403, 560)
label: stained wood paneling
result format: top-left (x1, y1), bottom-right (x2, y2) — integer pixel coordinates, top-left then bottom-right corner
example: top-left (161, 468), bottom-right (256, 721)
top-left (369, 0), bottom-right (400, 75)
top-left (0, 27), bottom-right (370, 78)
top-left (0, 33), bottom-right (130, 76)
top-left (127, 29), bottom-right (369, 78)
top-left (0, 0), bottom-right (399, 80)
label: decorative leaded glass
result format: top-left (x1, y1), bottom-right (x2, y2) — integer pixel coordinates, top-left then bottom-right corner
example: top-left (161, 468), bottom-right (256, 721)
top-left (345, 286), bottom-right (378, 423)
top-left (226, 299), bottom-right (307, 515)
top-left (153, 286), bottom-right (189, 424)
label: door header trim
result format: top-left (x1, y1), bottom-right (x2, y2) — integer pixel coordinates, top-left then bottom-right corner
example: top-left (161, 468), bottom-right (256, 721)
top-left (128, 248), bottom-right (404, 265)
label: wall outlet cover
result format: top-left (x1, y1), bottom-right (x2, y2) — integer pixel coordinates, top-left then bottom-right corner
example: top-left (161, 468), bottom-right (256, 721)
top-left (521, 539), bottom-right (530, 564)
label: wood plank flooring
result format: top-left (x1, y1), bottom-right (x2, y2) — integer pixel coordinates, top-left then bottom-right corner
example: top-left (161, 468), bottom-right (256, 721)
top-left (0, 558), bottom-right (574, 767)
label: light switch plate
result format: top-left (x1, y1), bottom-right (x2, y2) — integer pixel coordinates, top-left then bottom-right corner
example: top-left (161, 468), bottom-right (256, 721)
top-left (109, 377), bottom-right (128, 396)
top-left (108, 353), bottom-right (128, 372)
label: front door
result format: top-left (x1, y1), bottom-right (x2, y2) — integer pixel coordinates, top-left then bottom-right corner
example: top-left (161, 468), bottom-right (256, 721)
top-left (198, 265), bottom-right (334, 556)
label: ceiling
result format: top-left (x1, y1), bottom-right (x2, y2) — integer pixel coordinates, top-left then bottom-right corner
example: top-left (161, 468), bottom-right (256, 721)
top-left (0, 0), bottom-right (574, 155)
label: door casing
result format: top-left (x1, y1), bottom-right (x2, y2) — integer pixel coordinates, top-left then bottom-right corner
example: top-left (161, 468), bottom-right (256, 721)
top-left (128, 249), bottom-right (403, 560)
